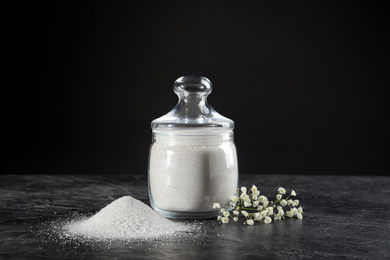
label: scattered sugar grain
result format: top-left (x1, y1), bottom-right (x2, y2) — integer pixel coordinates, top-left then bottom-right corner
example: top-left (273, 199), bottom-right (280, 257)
top-left (64, 196), bottom-right (192, 241)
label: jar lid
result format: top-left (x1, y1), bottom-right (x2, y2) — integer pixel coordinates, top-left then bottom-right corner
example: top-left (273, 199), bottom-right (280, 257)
top-left (151, 76), bottom-right (234, 130)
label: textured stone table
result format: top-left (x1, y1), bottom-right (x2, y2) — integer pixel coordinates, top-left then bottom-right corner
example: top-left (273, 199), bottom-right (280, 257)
top-left (0, 174), bottom-right (389, 259)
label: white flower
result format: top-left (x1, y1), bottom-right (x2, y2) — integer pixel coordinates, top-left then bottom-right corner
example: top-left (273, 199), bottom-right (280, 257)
top-left (214, 184), bottom-right (303, 226)
top-left (258, 195), bottom-right (267, 202)
top-left (212, 202), bottom-right (221, 209)
top-left (291, 207), bottom-right (298, 216)
top-left (250, 185), bottom-right (258, 193)
top-left (230, 195), bottom-right (239, 203)
top-left (277, 187), bottom-right (286, 194)
top-left (244, 201), bottom-right (251, 207)
top-left (264, 216), bottom-right (272, 224)
top-left (246, 219), bottom-right (254, 226)
top-left (240, 193), bottom-right (250, 201)
top-left (221, 217), bottom-right (229, 223)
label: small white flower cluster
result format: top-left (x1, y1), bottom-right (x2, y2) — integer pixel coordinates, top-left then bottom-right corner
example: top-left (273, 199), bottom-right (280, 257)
top-left (214, 186), bottom-right (303, 225)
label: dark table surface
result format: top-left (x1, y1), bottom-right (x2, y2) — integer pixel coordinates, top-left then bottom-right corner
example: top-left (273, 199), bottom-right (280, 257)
top-left (0, 174), bottom-right (389, 260)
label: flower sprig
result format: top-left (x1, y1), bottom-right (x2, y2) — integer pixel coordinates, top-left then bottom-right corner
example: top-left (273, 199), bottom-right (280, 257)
top-left (213, 185), bottom-right (303, 225)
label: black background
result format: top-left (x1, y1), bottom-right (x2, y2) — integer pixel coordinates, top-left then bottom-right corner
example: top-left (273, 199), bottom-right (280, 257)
top-left (5, 1), bottom-right (389, 175)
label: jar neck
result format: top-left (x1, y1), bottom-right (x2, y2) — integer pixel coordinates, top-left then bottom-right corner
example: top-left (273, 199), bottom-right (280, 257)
top-left (175, 93), bottom-right (211, 117)
top-left (152, 129), bottom-right (234, 145)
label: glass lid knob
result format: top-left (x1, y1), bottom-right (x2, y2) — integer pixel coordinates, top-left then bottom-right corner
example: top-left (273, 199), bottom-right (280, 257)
top-left (151, 76), bottom-right (234, 130)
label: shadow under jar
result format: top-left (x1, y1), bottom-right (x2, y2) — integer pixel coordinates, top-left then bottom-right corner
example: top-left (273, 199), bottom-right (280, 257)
top-left (148, 76), bottom-right (238, 219)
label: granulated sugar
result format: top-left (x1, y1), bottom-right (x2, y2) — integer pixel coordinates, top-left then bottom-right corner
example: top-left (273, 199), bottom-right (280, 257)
top-left (64, 196), bottom-right (190, 241)
top-left (149, 143), bottom-right (238, 212)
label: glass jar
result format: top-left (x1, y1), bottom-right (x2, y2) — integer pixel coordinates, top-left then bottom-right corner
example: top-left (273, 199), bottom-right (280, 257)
top-left (148, 76), bottom-right (238, 219)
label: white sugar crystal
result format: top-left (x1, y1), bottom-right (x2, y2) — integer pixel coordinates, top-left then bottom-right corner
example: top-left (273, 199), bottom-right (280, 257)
top-left (65, 196), bottom-right (189, 240)
top-left (149, 143), bottom-right (238, 212)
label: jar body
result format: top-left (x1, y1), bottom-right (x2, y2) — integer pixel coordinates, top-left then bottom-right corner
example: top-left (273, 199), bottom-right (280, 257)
top-left (148, 129), bottom-right (238, 219)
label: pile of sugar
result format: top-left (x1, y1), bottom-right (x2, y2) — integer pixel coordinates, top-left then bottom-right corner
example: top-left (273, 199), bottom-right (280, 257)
top-left (64, 196), bottom-right (190, 241)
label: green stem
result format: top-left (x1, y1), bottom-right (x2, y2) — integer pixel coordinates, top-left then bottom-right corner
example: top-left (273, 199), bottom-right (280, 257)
top-left (241, 207), bottom-right (259, 211)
